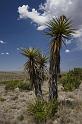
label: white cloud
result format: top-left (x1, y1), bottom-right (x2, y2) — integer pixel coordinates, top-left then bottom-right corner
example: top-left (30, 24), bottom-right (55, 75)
top-left (73, 26), bottom-right (82, 38)
top-left (17, 48), bottom-right (20, 51)
top-left (6, 52), bottom-right (9, 55)
top-left (72, 26), bottom-right (82, 50)
top-left (37, 25), bottom-right (47, 30)
top-left (65, 49), bottom-right (70, 53)
top-left (0, 40), bottom-right (5, 44)
top-left (74, 30), bottom-right (82, 38)
top-left (18, 0), bottom-right (82, 50)
top-left (65, 39), bottom-right (72, 45)
top-left (0, 52), bottom-right (10, 55)
top-left (1, 53), bottom-right (5, 55)
top-left (17, 47), bottom-right (24, 51)
top-left (18, 5), bottom-right (48, 30)
top-left (18, 0), bottom-right (77, 30)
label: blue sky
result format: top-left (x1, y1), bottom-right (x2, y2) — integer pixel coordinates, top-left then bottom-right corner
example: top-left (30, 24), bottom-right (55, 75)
top-left (0, 0), bottom-right (82, 71)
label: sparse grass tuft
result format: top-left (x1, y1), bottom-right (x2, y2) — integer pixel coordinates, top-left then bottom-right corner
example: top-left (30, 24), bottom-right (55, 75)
top-left (18, 81), bottom-right (31, 91)
top-left (5, 80), bottom-right (21, 90)
top-left (27, 99), bottom-right (58, 123)
top-left (5, 80), bottom-right (31, 91)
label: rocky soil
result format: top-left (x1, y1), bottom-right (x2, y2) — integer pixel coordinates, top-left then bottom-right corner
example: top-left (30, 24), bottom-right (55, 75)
top-left (0, 82), bottom-right (82, 124)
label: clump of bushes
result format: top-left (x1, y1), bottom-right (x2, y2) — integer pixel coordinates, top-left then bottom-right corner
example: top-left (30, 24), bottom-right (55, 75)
top-left (70, 68), bottom-right (82, 80)
top-left (18, 81), bottom-right (31, 91)
top-left (5, 80), bottom-right (20, 90)
top-left (60, 71), bottom-right (81, 91)
top-left (5, 80), bottom-right (31, 91)
top-left (28, 99), bottom-right (58, 123)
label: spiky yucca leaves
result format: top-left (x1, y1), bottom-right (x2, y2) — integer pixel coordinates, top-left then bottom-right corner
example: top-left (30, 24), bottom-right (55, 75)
top-left (21, 48), bottom-right (39, 96)
top-left (37, 53), bottom-right (48, 81)
top-left (21, 48), bottom-right (48, 98)
top-left (46, 15), bottom-right (74, 100)
top-left (36, 53), bottom-right (48, 97)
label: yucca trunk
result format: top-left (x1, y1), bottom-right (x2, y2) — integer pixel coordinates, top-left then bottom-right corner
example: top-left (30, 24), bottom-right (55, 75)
top-left (49, 68), bottom-right (58, 100)
top-left (49, 38), bottom-right (60, 100)
top-left (36, 68), bottom-right (43, 98)
top-left (33, 69), bottom-right (39, 97)
top-left (34, 82), bottom-right (39, 97)
top-left (29, 58), bottom-right (39, 97)
top-left (38, 83), bottom-right (42, 98)
top-left (33, 71), bottom-right (39, 97)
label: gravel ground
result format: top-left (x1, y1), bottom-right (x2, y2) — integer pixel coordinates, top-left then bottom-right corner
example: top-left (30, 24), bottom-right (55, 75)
top-left (0, 85), bottom-right (36, 124)
top-left (0, 82), bottom-right (82, 124)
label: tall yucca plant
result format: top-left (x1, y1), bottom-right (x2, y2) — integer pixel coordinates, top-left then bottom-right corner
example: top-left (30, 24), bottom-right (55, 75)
top-left (46, 15), bottom-right (74, 100)
top-left (21, 48), bottom-right (39, 96)
top-left (36, 53), bottom-right (48, 97)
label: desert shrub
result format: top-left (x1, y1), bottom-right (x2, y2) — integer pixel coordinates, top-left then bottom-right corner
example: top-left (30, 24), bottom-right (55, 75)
top-left (18, 81), bottom-right (31, 91)
top-left (28, 100), bottom-right (47, 123)
top-left (60, 72), bottom-right (81, 91)
top-left (5, 80), bottom-right (31, 91)
top-left (28, 99), bottom-right (58, 123)
top-left (5, 80), bottom-right (21, 90)
top-left (46, 99), bottom-right (58, 118)
top-left (71, 68), bottom-right (82, 80)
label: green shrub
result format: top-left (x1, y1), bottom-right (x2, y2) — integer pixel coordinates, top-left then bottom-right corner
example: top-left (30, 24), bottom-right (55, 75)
top-left (28, 100), bottom-right (46, 123)
top-left (71, 68), bottom-right (82, 80)
top-left (60, 73), bottom-right (81, 91)
top-left (5, 80), bottom-right (20, 90)
top-left (5, 80), bottom-right (31, 91)
top-left (18, 81), bottom-right (31, 91)
top-left (46, 99), bottom-right (58, 118)
top-left (28, 99), bottom-right (58, 123)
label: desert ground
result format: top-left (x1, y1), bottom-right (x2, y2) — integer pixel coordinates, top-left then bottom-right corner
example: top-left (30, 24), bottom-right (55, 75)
top-left (0, 72), bottom-right (82, 124)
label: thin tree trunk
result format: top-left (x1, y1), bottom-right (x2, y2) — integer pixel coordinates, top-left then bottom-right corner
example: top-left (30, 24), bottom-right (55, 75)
top-left (33, 70), bottom-right (39, 97)
top-left (38, 83), bottom-right (42, 98)
top-left (31, 59), bottom-right (39, 98)
top-left (49, 38), bottom-right (60, 100)
top-left (49, 71), bottom-right (58, 100)
top-left (36, 69), bottom-right (43, 98)
top-left (34, 83), bottom-right (39, 97)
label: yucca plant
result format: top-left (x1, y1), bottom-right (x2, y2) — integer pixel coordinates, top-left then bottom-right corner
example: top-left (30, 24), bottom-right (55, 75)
top-left (36, 53), bottom-right (48, 97)
top-left (46, 15), bottom-right (74, 100)
top-left (21, 48), bottom-right (39, 96)
top-left (21, 48), bottom-right (47, 98)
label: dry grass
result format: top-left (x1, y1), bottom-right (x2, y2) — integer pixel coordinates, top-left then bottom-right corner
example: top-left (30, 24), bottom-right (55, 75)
top-left (56, 100), bottom-right (82, 124)
top-left (0, 72), bottom-right (82, 124)
top-left (0, 71), bottom-right (25, 82)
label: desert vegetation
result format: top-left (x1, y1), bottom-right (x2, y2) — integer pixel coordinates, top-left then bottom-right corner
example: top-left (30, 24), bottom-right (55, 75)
top-left (0, 68), bottom-right (82, 124)
top-left (59, 68), bottom-right (82, 91)
top-left (0, 15), bottom-right (82, 124)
